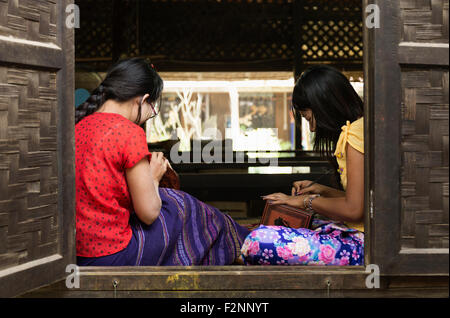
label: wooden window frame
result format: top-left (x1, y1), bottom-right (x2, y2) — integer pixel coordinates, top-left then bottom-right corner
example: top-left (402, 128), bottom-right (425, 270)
top-left (71, 1), bottom-right (372, 296)
top-left (69, 0), bottom-right (448, 297)
top-left (6, 0), bottom-right (448, 298)
top-left (363, 0), bottom-right (449, 276)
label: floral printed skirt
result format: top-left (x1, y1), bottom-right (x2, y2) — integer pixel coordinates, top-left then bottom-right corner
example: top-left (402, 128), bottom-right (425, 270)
top-left (240, 218), bottom-right (364, 266)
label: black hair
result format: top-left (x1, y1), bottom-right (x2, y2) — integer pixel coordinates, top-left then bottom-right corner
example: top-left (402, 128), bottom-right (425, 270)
top-left (75, 58), bottom-right (164, 125)
top-left (292, 65), bottom-right (364, 188)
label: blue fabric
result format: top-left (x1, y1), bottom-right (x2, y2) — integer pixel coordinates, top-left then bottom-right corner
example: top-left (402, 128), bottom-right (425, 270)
top-left (75, 88), bottom-right (90, 108)
top-left (76, 218), bottom-right (139, 266)
top-left (77, 188), bottom-right (250, 266)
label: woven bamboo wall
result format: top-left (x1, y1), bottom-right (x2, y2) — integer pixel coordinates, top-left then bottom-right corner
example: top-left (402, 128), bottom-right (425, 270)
top-left (0, 1), bottom-right (59, 271)
top-left (400, 0), bottom-right (449, 249)
top-left (0, 0), bottom-right (57, 43)
top-left (400, 0), bottom-right (449, 43)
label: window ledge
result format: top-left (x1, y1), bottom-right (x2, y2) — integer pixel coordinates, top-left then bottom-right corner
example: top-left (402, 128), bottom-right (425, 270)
top-left (76, 266), bottom-right (369, 291)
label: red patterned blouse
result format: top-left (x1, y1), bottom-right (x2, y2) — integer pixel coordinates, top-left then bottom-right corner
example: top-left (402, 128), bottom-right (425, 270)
top-left (75, 112), bottom-right (151, 257)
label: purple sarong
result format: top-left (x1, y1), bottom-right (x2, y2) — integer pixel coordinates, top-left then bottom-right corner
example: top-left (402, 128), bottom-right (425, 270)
top-left (77, 188), bottom-right (250, 266)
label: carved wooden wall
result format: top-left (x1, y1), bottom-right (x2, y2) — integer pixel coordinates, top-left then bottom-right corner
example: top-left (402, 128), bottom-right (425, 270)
top-left (0, 0), bottom-right (57, 43)
top-left (0, 0), bottom-right (75, 297)
top-left (0, 67), bottom-right (59, 269)
top-left (366, 0), bottom-right (448, 275)
top-left (0, 0), bottom-right (60, 272)
top-left (399, 0), bottom-right (449, 250)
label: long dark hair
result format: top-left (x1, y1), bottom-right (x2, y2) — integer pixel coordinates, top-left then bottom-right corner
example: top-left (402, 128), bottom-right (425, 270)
top-left (75, 58), bottom-right (164, 125)
top-left (292, 65), bottom-right (364, 188)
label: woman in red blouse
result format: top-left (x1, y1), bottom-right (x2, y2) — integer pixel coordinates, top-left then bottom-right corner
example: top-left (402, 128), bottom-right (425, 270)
top-left (75, 58), bottom-right (249, 266)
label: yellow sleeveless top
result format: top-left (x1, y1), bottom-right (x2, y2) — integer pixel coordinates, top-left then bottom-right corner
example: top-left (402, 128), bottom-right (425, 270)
top-left (334, 117), bottom-right (364, 232)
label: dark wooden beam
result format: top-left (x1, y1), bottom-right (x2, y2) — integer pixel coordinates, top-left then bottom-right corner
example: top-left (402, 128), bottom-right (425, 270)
top-left (112, 0), bottom-right (137, 63)
top-left (398, 43), bottom-right (449, 66)
top-left (0, 39), bottom-right (63, 70)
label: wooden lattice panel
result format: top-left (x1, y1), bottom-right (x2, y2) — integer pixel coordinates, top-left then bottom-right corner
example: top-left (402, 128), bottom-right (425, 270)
top-left (401, 68), bottom-right (449, 249)
top-left (0, 0), bottom-right (57, 44)
top-left (75, 0), bottom-right (363, 72)
top-left (299, 0), bottom-right (363, 63)
top-left (400, 0), bottom-right (449, 43)
top-left (139, 0), bottom-right (294, 65)
top-left (75, 0), bottom-right (113, 60)
top-left (0, 65), bottom-right (59, 271)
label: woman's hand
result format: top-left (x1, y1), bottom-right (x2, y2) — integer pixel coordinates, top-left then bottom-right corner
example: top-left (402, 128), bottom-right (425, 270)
top-left (291, 181), bottom-right (345, 198)
top-left (262, 193), bottom-right (307, 209)
top-left (292, 181), bottom-right (325, 196)
top-left (149, 152), bottom-right (168, 183)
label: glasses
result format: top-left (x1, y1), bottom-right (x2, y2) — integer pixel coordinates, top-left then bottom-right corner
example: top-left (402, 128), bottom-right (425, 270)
top-left (140, 96), bottom-right (162, 119)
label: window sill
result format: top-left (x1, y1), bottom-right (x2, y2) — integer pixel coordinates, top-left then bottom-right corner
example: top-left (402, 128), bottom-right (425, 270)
top-left (77, 265), bottom-right (368, 291)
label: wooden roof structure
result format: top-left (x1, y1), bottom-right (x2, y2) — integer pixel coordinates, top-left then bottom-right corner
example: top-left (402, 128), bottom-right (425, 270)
top-left (74, 0), bottom-right (364, 75)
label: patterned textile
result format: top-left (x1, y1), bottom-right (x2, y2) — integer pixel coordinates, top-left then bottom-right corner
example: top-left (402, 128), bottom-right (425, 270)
top-left (240, 218), bottom-right (364, 266)
top-left (77, 187), bottom-right (250, 266)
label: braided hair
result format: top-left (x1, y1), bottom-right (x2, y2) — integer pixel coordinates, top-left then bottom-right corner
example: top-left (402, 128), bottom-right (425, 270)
top-left (75, 58), bottom-right (163, 125)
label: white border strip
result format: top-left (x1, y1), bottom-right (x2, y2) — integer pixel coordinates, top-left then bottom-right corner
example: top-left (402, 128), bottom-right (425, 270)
top-left (0, 35), bottom-right (61, 50)
top-left (0, 254), bottom-right (62, 278)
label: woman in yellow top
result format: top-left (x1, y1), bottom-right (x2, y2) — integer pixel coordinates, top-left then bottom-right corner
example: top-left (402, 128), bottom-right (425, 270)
top-left (241, 65), bottom-right (365, 266)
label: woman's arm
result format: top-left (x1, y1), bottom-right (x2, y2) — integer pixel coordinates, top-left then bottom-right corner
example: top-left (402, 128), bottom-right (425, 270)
top-left (125, 153), bottom-right (167, 225)
top-left (307, 143), bottom-right (364, 223)
top-left (264, 143), bottom-right (364, 223)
